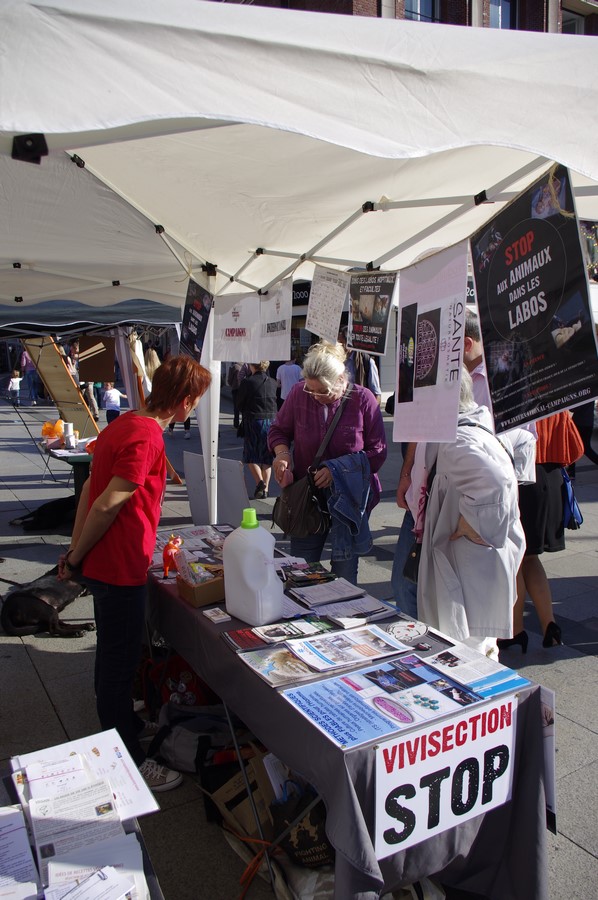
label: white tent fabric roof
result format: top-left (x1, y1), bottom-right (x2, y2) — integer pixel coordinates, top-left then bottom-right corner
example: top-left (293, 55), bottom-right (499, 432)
top-left (1, 0), bottom-right (598, 329)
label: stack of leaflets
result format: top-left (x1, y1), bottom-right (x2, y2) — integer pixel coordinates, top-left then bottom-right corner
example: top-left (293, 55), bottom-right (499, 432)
top-left (9, 730), bottom-right (157, 898)
top-left (151, 524), bottom-right (232, 573)
top-left (287, 577), bottom-right (366, 608)
top-left (279, 561), bottom-right (337, 588)
top-left (222, 615), bottom-right (335, 653)
top-left (238, 625), bottom-right (409, 687)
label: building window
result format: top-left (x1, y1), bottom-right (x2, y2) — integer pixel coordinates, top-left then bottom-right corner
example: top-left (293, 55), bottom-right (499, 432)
top-left (562, 9), bottom-right (584, 34)
top-left (489, 0), bottom-right (516, 29)
top-left (404, 1), bottom-right (439, 23)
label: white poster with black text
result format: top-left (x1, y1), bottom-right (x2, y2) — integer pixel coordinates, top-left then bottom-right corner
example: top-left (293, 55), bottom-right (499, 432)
top-left (375, 696), bottom-right (517, 857)
top-left (393, 242), bottom-right (468, 443)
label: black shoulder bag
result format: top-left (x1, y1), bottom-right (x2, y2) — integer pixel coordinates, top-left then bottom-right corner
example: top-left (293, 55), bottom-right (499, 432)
top-left (272, 385), bottom-right (353, 538)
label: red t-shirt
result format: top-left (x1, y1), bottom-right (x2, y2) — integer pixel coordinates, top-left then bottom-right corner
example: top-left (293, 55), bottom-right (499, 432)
top-left (82, 412), bottom-right (166, 586)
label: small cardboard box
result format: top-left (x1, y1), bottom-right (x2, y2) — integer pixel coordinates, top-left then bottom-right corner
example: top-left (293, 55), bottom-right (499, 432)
top-left (209, 752), bottom-right (275, 840)
top-left (176, 574), bottom-right (225, 608)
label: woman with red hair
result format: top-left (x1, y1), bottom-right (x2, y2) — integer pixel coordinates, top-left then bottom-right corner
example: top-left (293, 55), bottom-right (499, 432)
top-left (58, 356), bottom-right (211, 791)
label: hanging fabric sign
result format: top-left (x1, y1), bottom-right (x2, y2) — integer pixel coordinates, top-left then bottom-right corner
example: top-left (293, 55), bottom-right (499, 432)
top-left (212, 292), bottom-right (260, 362)
top-left (258, 278), bottom-right (293, 360)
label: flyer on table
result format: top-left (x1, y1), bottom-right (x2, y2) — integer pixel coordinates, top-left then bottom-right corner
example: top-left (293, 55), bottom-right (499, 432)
top-left (282, 654), bottom-right (486, 750)
top-left (393, 242), bottom-right (468, 443)
top-left (471, 165), bottom-right (598, 432)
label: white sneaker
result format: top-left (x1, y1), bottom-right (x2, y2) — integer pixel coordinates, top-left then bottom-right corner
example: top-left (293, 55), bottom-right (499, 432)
top-left (184, 432), bottom-right (191, 440)
top-left (139, 759), bottom-right (183, 792)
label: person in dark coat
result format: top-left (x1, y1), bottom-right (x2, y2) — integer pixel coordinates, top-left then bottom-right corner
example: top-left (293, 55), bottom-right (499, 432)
top-left (236, 362), bottom-right (278, 498)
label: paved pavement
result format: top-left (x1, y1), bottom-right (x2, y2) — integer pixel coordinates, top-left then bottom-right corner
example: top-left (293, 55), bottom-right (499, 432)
top-left (0, 390), bottom-right (597, 898)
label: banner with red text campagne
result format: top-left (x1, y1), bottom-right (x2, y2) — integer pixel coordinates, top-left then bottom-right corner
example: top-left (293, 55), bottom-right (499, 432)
top-left (470, 166), bottom-right (598, 434)
top-left (375, 696), bottom-right (517, 857)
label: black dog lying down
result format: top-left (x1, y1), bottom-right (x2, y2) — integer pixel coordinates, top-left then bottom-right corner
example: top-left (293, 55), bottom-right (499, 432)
top-left (0, 567), bottom-right (95, 638)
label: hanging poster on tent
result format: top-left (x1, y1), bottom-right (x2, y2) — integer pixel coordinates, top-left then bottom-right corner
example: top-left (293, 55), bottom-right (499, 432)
top-left (393, 242), bottom-right (468, 443)
top-left (347, 272), bottom-right (397, 357)
top-left (258, 278), bottom-right (292, 360)
top-left (212, 292), bottom-right (261, 362)
top-left (180, 279), bottom-right (213, 363)
top-left (306, 267), bottom-right (351, 343)
top-left (471, 165), bottom-right (598, 433)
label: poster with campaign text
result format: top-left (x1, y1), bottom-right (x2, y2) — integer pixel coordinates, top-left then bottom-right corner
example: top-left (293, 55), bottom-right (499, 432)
top-left (305, 266), bottom-right (351, 343)
top-left (471, 165), bottom-right (598, 432)
top-left (212, 292), bottom-right (260, 362)
top-left (393, 243), bottom-right (468, 443)
top-left (375, 696), bottom-right (517, 857)
top-left (180, 278), bottom-right (212, 362)
top-left (258, 278), bottom-right (292, 360)
top-left (348, 271), bottom-right (397, 356)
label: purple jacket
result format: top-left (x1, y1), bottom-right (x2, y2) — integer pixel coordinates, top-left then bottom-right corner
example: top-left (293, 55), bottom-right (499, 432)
top-left (268, 382), bottom-right (387, 508)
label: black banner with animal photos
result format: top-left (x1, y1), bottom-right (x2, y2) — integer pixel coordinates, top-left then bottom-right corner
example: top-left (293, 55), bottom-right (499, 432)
top-left (348, 271), bottom-right (397, 356)
top-left (470, 165), bottom-right (598, 433)
top-left (180, 278), bottom-right (212, 363)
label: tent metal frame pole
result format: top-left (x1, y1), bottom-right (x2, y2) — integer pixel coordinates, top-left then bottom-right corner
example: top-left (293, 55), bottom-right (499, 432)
top-left (260, 206), bottom-right (367, 293)
top-left (372, 155), bottom-right (551, 268)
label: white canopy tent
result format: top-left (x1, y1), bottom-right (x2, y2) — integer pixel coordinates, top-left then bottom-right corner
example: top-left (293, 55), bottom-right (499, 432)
top-left (2, 0), bottom-right (598, 519)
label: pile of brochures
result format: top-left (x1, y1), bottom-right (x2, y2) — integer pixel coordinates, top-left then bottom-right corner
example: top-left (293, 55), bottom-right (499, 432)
top-left (3, 730), bottom-right (159, 899)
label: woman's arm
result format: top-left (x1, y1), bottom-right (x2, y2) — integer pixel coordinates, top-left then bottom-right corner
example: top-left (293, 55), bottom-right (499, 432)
top-left (361, 393), bottom-right (387, 474)
top-left (58, 475), bottom-right (138, 579)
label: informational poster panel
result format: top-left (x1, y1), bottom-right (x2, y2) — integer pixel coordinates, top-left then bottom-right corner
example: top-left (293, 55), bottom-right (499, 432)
top-left (375, 696), bottom-right (517, 857)
top-left (180, 278), bottom-right (213, 362)
top-left (212, 292), bottom-right (260, 362)
top-left (393, 242), bottom-right (468, 443)
top-left (471, 165), bottom-right (598, 433)
top-left (305, 266), bottom-right (351, 343)
top-left (259, 278), bottom-right (292, 361)
top-left (348, 271), bottom-right (397, 356)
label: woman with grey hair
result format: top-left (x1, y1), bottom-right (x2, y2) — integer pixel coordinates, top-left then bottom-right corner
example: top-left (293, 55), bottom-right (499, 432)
top-left (268, 341), bottom-right (387, 583)
top-left (417, 368), bottom-right (525, 658)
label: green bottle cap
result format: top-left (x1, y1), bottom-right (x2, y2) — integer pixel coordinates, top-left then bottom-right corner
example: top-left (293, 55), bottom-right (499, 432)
top-left (240, 508), bottom-right (259, 529)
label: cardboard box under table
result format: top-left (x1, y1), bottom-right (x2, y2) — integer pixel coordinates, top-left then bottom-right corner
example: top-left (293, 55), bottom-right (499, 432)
top-left (176, 574), bottom-right (225, 608)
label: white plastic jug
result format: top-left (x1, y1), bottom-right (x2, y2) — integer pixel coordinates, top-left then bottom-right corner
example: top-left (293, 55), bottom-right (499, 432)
top-left (223, 508), bottom-right (284, 626)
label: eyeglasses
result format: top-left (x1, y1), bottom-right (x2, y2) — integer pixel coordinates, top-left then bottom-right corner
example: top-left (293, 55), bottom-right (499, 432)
top-left (303, 383), bottom-right (333, 398)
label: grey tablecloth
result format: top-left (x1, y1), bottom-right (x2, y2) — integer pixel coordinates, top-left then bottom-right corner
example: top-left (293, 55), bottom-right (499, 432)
top-left (147, 577), bottom-right (547, 900)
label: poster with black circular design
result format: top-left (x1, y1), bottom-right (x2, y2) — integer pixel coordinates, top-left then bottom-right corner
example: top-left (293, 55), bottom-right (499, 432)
top-left (471, 166), bottom-right (598, 433)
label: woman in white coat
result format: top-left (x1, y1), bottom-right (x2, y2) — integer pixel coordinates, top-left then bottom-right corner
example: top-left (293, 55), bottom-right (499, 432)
top-left (417, 369), bottom-right (525, 659)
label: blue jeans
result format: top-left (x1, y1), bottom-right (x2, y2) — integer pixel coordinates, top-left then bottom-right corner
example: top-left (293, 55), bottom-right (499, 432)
top-left (390, 510), bottom-right (419, 619)
top-left (25, 370), bottom-right (39, 402)
top-left (290, 533), bottom-right (359, 585)
top-left (84, 577), bottom-right (147, 766)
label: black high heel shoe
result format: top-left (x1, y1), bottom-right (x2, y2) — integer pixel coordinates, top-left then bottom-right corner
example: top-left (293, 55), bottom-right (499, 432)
top-left (497, 631), bottom-right (528, 654)
top-left (542, 622), bottom-right (562, 648)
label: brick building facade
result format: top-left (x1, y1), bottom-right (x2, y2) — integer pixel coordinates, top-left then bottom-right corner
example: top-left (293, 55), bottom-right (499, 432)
top-left (222, 1), bottom-right (598, 35)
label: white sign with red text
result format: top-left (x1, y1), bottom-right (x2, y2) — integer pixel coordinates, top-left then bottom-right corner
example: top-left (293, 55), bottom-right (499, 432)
top-left (375, 696), bottom-right (517, 857)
